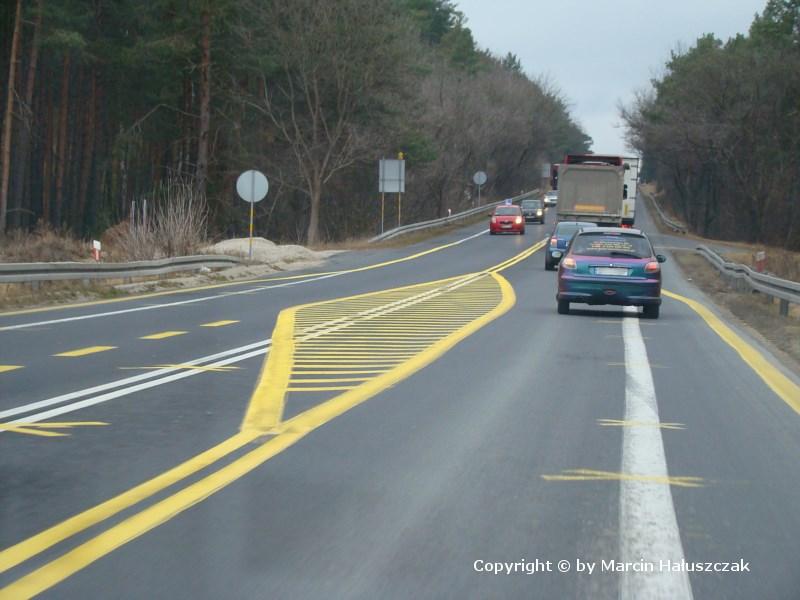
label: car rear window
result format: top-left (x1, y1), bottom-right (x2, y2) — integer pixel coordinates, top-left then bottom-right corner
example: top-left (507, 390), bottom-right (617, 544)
top-left (521, 200), bottom-right (542, 208)
top-left (571, 233), bottom-right (652, 258)
top-left (555, 222), bottom-right (594, 237)
top-left (495, 206), bottom-right (521, 215)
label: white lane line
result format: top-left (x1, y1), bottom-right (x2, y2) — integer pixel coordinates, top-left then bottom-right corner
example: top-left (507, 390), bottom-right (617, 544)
top-left (3, 347), bottom-right (269, 427)
top-left (0, 229), bottom-right (489, 332)
top-left (620, 307), bottom-right (693, 600)
top-left (0, 340), bottom-right (270, 421)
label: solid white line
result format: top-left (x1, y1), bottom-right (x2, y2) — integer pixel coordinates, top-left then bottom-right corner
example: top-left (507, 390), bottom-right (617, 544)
top-left (0, 229), bottom-right (489, 332)
top-left (0, 340), bottom-right (271, 421)
top-left (4, 347), bottom-right (268, 426)
top-left (619, 307), bottom-right (693, 600)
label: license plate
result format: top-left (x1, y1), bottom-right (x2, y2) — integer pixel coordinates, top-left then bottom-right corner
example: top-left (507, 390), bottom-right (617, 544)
top-left (595, 267), bottom-right (628, 276)
top-left (501, 223), bottom-right (511, 228)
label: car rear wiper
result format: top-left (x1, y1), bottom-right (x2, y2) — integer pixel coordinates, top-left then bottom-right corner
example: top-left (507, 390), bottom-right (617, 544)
top-left (608, 251), bottom-right (642, 258)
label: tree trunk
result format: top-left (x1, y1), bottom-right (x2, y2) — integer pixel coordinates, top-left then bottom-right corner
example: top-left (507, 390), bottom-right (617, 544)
top-left (195, 8), bottom-right (211, 197)
top-left (42, 82), bottom-right (54, 224)
top-left (55, 53), bottom-right (71, 227)
top-left (306, 179), bottom-right (322, 244)
top-left (0, 0), bottom-right (23, 233)
top-left (10, 0), bottom-right (42, 229)
top-left (76, 69), bottom-right (96, 233)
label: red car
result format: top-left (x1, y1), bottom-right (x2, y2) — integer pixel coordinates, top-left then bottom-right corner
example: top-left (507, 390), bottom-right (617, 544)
top-left (489, 205), bottom-right (525, 235)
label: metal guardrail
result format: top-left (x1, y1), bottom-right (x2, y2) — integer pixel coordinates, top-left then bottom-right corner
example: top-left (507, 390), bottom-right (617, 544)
top-left (0, 254), bottom-right (245, 284)
top-left (369, 189), bottom-right (540, 243)
top-left (641, 189), bottom-right (687, 234)
top-left (696, 245), bottom-right (799, 316)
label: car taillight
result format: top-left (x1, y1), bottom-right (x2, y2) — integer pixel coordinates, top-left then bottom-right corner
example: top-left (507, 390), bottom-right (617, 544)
top-left (550, 237), bottom-right (558, 247)
top-left (491, 216), bottom-right (497, 224)
top-left (515, 216), bottom-right (522, 224)
top-left (644, 261), bottom-right (660, 273)
top-left (562, 257), bottom-right (576, 269)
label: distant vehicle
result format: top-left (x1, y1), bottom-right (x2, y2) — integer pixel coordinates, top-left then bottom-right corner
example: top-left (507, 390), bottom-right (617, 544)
top-left (550, 163), bottom-right (560, 190)
top-left (543, 190), bottom-right (558, 207)
top-left (545, 221), bottom-right (597, 270)
top-left (556, 227), bottom-right (666, 318)
top-left (520, 198), bottom-right (545, 223)
top-left (556, 154), bottom-right (627, 226)
top-left (489, 205), bottom-right (525, 235)
top-left (622, 156), bottom-right (640, 226)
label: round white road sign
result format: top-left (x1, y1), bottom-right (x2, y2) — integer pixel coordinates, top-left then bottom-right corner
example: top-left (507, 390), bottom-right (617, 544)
top-left (473, 170), bottom-right (487, 186)
top-left (236, 170), bottom-right (269, 203)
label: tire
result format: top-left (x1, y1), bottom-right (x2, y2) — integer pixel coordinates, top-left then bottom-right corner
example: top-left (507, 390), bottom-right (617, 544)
top-left (490, 231), bottom-right (496, 235)
top-left (545, 259), bottom-right (554, 271)
top-left (642, 304), bottom-right (660, 319)
top-left (520, 229), bottom-right (525, 235)
top-left (557, 300), bottom-right (570, 315)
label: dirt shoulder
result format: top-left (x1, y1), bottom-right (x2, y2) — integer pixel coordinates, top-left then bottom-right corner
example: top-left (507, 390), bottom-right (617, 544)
top-left (671, 249), bottom-right (800, 373)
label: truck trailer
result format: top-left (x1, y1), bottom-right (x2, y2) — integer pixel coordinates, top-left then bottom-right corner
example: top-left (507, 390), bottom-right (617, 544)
top-left (556, 155), bottom-right (626, 226)
top-left (621, 155), bottom-right (640, 226)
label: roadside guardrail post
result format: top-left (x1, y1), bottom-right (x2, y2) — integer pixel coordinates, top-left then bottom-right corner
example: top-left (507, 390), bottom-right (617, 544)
top-left (779, 299), bottom-right (789, 317)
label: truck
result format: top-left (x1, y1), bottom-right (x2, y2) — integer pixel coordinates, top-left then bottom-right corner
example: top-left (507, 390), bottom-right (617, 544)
top-left (556, 154), bottom-right (626, 226)
top-left (621, 155), bottom-right (640, 226)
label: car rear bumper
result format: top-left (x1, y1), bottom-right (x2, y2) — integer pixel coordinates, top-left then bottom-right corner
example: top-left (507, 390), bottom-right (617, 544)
top-left (557, 275), bottom-right (661, 305)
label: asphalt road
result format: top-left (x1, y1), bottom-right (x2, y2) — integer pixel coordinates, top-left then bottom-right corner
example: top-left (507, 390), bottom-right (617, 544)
top-left (1, 200), bottom-right (799, 599)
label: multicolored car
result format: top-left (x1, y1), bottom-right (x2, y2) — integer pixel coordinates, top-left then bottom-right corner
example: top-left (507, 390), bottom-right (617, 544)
top-left (556, 227), bottom-right (666, 318)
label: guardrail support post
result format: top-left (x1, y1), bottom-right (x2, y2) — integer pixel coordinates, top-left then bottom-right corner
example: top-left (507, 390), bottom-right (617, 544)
top-left (779, 299), bottom-right (789, 317)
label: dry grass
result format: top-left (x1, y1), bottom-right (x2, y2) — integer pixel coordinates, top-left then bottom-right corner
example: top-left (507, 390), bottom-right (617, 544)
top-left (672, 250), bottom-right (800, 370)
top-left (722, 248), bottom-right (800, 282)
top-left (104, 177), bottom-right (208, 260)
top-left (0, 223), bottom-right (89, 263)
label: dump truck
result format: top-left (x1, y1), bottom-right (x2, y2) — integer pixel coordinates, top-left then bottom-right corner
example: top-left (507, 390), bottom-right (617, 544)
top-left (556, 154), bottom-right (626, 226)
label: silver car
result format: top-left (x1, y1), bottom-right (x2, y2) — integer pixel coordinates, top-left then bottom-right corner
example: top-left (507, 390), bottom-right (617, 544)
top-left (543, 190), bottom-right (558, 207)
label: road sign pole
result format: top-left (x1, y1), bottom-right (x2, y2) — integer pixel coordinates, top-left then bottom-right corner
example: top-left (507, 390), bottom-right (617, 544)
top-left (381, 192), bottom-right (385, 234)
top-left (478, 184), bottom-right (481, 206)
top-left (397, 192), bottom-right (401, 227)
top-left (249, 171), bottom-right (256, 260)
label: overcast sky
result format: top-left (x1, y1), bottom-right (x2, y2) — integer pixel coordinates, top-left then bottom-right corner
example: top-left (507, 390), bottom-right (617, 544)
top-left (455, 0), bottom-right (768, 155)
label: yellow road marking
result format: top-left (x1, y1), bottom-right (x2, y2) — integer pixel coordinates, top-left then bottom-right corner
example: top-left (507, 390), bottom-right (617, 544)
top-left (200, 320), bottom-right (239, 327)
top-left (291, 369), bottom-right (390, 375)
top-left (597, 418), bottom-right (685, 430)
top-left (286, 386), bottom-right (357, 392)
top-left (0, 365), bottom-right (23, 373)
top-left (289, 377), bottom-right (370, 383)
top-left (140, 331), bottom-right (187, 340)
top-left (664, 289), bottom-right (800, 415)
top-left (0, 421), bottom-right (108, 438)
top-left (0, 240), bottom-right (541, 595)
top-left (53, 346), bottom-right (116, 358)
top-left (118, 364), bottom-right (241, 373)
top-left (541, 469), bottom-right (704, 488)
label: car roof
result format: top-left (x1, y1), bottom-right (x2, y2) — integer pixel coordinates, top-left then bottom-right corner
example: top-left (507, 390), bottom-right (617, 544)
top-left (494, 204), bottom-right (521, 211)
top-left (577, 226), bottom-right (644, 236)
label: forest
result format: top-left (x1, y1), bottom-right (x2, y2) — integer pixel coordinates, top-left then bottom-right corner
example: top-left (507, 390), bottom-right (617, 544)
top-left (0, 0), bottom-right (590, 249)
top-left (623, 0), bottom-right (800, 250)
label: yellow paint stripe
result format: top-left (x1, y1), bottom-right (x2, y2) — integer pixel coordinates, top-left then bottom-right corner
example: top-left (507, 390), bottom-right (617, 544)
top-left (291, 370), bottom-right (389, 375)
top-left (0, 365), bottom-right (23, 373)
top-left (597, 419), bottom-right (685, 430)
top-left (541, 468), bottom-right (704, 488)
top-left (139, 331), bottom-right (187, 340)
top-left (0, 421), bottom-right (108, 437)
top-left (664, 289), bottom-right (800, 414)
top-left (200, 320), bottom-right (239, 327)
top-left (0, 426), bottom-right (68, 437)
top-left (0, 431), bottom-right (257, 575)
top-left (239, 308), bottom-right (296, 432)
top-left (53, 346), bottom-right (116, 358)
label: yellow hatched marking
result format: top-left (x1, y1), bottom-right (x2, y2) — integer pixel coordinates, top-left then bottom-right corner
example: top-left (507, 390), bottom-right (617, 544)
top-left (597, 418), bottom-right (685, 430)
top-left (140, 331), bottom-right (187, 340)
top-left (200, 320), bottom-right (239, 327)
top-left (286, 386), bottom-right (357, 392)
top-left (0, 421), bottom-right (108, 438)
top-left (54, 346), bottom-right (116, 357)
top-left (541, 469), bottom-right (703, 488)
top-left (0, 365), bottom-right (23, 373)
top-left (291, 369), bottom-right (390, 375)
